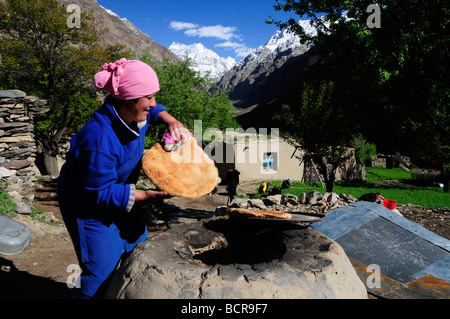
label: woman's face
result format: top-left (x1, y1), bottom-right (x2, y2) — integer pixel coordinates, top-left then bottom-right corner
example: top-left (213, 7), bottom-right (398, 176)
top-left (120, 94), bottom-right (157, 124)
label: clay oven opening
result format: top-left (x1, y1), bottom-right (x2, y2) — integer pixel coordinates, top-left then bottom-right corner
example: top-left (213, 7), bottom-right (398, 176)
top-left (192, 219), bottom-right (295, 265)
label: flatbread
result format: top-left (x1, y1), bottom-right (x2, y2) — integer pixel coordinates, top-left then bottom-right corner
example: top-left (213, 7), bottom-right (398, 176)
top-left (142, 137), bottom-right (220, 198)
top-left (227, 208), bottom-right (292, 220)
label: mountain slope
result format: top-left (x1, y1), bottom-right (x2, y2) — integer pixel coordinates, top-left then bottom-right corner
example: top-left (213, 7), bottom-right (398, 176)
top-left (217, 21), bottom-right (318, 128)
top-left (58, 0), bottom-right (178, 63)
top-left (169, 42), bottom-right (236, 80)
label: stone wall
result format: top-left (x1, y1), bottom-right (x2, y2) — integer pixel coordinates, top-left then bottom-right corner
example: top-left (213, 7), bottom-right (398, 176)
top-left (0, 90), bottom-right (49, 212)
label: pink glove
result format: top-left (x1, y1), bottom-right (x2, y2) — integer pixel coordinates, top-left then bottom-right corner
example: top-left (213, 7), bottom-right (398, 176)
top-left (162, 129), bottom-right (193, 152)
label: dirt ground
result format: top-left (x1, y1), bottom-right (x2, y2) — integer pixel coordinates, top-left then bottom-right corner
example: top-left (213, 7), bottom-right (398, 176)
top-left (0, 179), bottom-right (448, 299)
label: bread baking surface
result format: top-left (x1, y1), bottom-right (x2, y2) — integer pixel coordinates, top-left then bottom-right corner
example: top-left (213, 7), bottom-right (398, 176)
top-left (227, 208), bottom-right (292, 220)
top-left (142, 137), bottom-right (220, 198)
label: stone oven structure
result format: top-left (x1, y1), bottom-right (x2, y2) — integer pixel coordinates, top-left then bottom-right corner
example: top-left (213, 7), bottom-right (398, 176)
top-left (105, 217), bottom-right (367, 299)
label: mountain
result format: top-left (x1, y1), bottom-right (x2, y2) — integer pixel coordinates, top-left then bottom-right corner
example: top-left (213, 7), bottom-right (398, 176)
top-left (169, 42), bottom-right (236, 80)
top-left (217, 20), bottom-right (319, 129)
top-left (57, 0), bottom-right (178, 63)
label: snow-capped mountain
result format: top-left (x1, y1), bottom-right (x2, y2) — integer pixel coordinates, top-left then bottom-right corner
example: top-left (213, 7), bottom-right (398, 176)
top-left (169, 42), bottom-right (236, 80)
top-left (264, 19), bottom-right (317, 52)
top-left (217, 20), bottom-right (316, 96)
top-left (221, 20), bottom-right (316, 85)
top-left (216, 20), bottom-right (319, 129)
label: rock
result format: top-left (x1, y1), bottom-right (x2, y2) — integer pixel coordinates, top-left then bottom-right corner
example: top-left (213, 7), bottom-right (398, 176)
top-left (0, 90), bottom-right (27, 98)
top-left (298, 192), bottom-right (307, 204)
top-left (3, 159), bottom-right (32, 170)
top-left (306, 190), bottom-right (322, 205)
top-left (324, 192), bottom-right (339, 205)
top-left (265, 194), bottom-right (282, 205)
top-left (0, 166), bottom-right (13, 178)
top-left (249, 199), bottom-right (266, 209)
top-left (0, 136), bottom-right (33, 143)
top-left (15, 203), bottom-right (32, 215)
top-left (339, 193), bottom-right (357, 203)
top-left (230, 198), bottom-right (249, 208)
top-left (105, 218), bottom-right (367, 299)
top-left (282, 193), bottom-right (298, 205)
top-left (6, 190), bottom-right (22, 204)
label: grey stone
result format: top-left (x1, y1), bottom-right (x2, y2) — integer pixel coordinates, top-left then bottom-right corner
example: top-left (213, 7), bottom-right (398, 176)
top-left (283, 193), bottom-right (298, 205)
top-left (298, 192), bottom-right (307, 204)
top-left (0, 90), bottom-right (27, 98)
top-left (0, 166), bottom-right (13, 178)
top-left (15, 203), bottom-right (32, 215)
top-left (229, 197), bottom-right (249, 208)
top-left (248, 198), bottom-right (266, 209)
top-left (306, 190), bottom-right (323, 205)
top-left (265, 194), bottom-right (282, 205)
top-left (339, 193), bottom-right (357, 203)
top-left (324, 192), bottom-right (339, 205)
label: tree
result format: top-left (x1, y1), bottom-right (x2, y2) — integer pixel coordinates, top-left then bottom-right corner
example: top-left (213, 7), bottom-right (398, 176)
top-left (284, 81), bottom-right (353, 192)
top-left (139, 54), bottom-right (239, 147)
top-left (0, 0), bottom-right (127, 176)
top-left (350, 133), bottom-right (377, 181)
top-left (269, 0), bottom-right (450, 192)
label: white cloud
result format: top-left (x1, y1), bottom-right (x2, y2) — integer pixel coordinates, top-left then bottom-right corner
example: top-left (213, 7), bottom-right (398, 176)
top-left (170, 21), bottom-right (199, 31)
top-left (185, 25), bottom-right (238, 41)
top-left (170, 21), bottom-right (251, 58)
top-left (170, 21), bottom-right (240, 41)
top-left (215, 41), bottom-right (253, 57)
top-left (215, 41), bottom-right (241, 49)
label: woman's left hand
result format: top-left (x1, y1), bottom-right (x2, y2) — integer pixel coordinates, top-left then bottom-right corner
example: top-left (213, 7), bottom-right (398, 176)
top-left (167, 120), bottom-right (188, 143)
top-left (135, 189), bottom-right (172, 203)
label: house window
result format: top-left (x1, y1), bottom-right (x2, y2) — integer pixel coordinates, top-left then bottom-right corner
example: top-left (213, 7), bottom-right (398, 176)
top-left (263, 152), bottom-right (278, 171)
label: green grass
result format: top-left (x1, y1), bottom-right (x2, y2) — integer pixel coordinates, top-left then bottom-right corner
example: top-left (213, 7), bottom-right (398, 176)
top-left (250, 167), bottom-right (450, 209)
top-left (0, 183), bottom-right (16, 217)
top-left (281, 183), bottom-right (448, 208)
top-left (365, 167), bottom-right (415, 181)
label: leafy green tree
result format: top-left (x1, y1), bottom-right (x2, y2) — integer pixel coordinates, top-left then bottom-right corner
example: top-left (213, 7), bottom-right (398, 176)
top-left (0, 0), bottom-right (129, 176)
top-left (269, 0), bottom-right (450, 192)
top-left (139, 54), bottom-right (239, 147)
top-left (350, 133), bottom-right (377, 180)
top-left (284, 81), bottom-right (353, 192)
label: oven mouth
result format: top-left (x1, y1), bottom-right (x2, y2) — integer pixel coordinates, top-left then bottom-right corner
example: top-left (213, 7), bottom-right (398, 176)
top-left (192, 219), bottom-right (294, 265)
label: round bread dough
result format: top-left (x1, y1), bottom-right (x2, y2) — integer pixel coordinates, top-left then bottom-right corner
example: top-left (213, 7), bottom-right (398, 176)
top-left (142, 137), bottom-right (220, 198)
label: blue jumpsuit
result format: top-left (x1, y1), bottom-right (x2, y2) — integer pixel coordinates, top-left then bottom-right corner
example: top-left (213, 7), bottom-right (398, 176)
top-left (57, 99), bottom-right (167, 298)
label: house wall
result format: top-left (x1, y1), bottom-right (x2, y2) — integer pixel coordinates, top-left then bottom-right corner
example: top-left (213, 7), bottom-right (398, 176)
top-left (215, 138), bottom-right (303, 183)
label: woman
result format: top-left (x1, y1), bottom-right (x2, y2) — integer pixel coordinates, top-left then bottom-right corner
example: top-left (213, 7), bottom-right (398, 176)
top-left (57, 58), bottom-right (186, 298)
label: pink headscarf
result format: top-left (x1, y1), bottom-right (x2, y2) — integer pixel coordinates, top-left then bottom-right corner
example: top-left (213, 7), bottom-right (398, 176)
top-left (94, 58), bottom-right (160, 100)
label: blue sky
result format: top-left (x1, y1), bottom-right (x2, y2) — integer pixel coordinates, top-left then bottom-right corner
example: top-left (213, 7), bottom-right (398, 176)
top-left (96, 0), bottom-right (299, 61)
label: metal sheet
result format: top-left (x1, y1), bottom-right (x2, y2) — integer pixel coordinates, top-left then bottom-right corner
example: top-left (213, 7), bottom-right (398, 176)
top-left (311, 201), bottom-right (450, 298)
top-left (336, 217), bottom-right (448, 284)
top-left (349, 257), bottom-right (450, 299)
